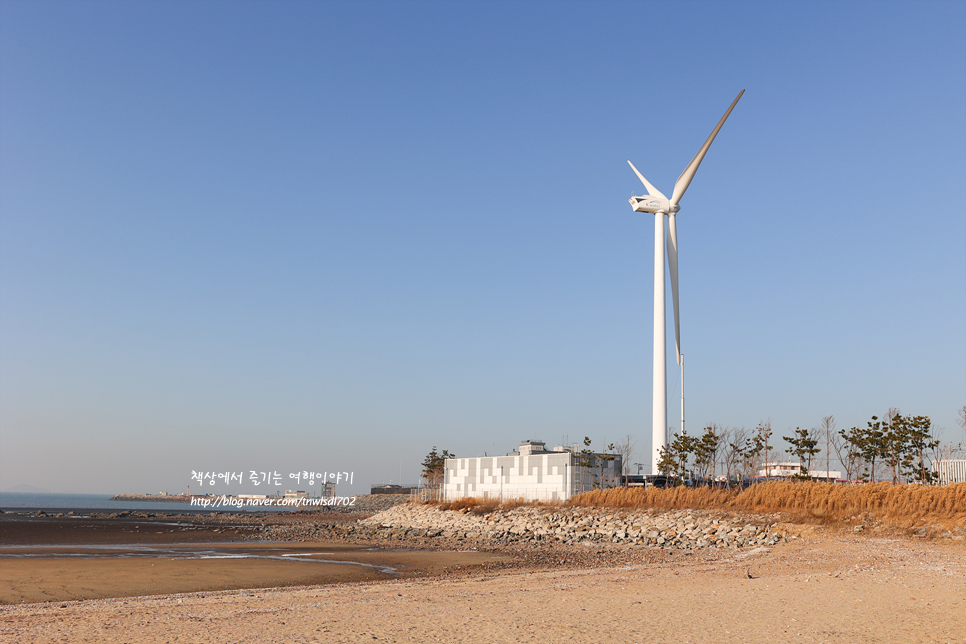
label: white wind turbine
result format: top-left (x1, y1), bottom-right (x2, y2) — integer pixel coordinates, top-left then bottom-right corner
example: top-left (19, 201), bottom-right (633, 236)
top-left (628, 90), bottom-right (744, 474)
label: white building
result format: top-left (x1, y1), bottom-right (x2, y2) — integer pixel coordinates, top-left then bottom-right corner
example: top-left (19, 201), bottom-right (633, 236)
top-left (933, 459), bottom-right (966, 485)
top-left (757, 462), bottom-right (841, 481)
top-left (442, 440), bottom-right (622, 502)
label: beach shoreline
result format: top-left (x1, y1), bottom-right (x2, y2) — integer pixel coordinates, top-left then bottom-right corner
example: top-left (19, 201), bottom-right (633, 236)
top-left (2, 526), bottom-right (964, 643)
top-left (2, 506), bottom-right (965, 642)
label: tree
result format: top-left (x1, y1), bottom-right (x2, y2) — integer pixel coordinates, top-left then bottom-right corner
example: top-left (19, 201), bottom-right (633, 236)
top-left (601, 442), bottom-right (618, 489)
top-left (570, 436), bottom-right (619, 490)
top-left (720, 427), bottom-right (750, 486)
top-left (693, 425), bottom-right (721, 483)
top-left (820, 415), bottom-right (836, 482)
top-left (884, 414), bottom-right (940, 484)
top-left (656, 444), bottom-right (677, 480)
top-left (748, 422), bottom-right (772, 479)
top-left (784, 427), bottom-right (820, 479)
top-left (421, 446), bottom-right (455, 490)
top-left (854, 418), bottom-right (886, 482)
top-left (576, 436), bottom-right (597, 490)
top-left (657, 430), bottom-right (696, 482)
top-left (958, 405), bottom-right (966, 438)
top-left (840, 412), bottom-right (938, 484)
top-left (881, 408), bottom-right (906, 483)
top-left (615, 434), bottom-right (637, 483)
top-left (834, 426), bottom-right (866, 483)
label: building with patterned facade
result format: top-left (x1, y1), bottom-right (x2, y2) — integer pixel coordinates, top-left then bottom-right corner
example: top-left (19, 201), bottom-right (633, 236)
top-left (442, 440), bottom-right (622, 502)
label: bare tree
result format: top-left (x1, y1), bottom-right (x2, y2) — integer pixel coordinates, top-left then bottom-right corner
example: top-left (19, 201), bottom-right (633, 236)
top-left (886, 407), bottom-right (901, 425)
top-left (832, 427), bottom-right (864, 484)
top-left (758, 421), bottom-right (773, 480)
top-left (958, 405), bottom-right (966, 437)
top-left (709, 423), bottom-right (723, 481)
top-left (739, 422), bottom-right (772, 480)
top-left (721, 426), bottom-right (749, 485)
top-left (615, 434), bottom-right (637, 483)
top-left (820, 415), bottom-right (836, 482)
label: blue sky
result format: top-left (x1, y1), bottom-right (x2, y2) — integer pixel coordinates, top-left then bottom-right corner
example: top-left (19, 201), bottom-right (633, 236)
top-left (1, 1), bottom-right (964, 494)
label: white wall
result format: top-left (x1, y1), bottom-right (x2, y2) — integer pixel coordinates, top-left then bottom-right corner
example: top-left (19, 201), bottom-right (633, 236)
top-left (443, 452), bottom-right (622, 501)
top-left (934, 459), bottom-right (966, 485)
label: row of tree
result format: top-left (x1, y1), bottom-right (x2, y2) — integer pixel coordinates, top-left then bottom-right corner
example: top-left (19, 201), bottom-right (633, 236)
top-left (834, 412), bottom-right (940, 483)
top-left (657, 422), bottom-right (772, 483)
top-left (421, 406), bottom-right (965, 489)
top-left (658, 408), bottom-right (962, 485)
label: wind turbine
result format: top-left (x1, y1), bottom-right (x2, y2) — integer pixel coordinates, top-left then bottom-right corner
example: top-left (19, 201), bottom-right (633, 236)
top-left (628, 90), bottom-right (744, 474)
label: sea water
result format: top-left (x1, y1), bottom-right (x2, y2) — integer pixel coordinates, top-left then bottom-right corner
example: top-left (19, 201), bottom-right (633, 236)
top-left (0, 492), bottom-right (288, 513)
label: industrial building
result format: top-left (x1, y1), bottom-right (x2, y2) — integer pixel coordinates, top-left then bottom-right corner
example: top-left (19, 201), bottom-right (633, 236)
top-left (442, 440), bottom-right (622, 502)
top-left (757, 462), bottom-right (841, 481)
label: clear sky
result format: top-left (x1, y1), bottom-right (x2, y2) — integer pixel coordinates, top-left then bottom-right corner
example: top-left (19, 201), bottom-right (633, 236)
top-left (1, 1), bottom-right (964, 495)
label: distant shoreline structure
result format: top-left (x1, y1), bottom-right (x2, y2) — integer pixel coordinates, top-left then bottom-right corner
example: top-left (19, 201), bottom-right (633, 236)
top-left (110, 494), bottom-right (194, 503)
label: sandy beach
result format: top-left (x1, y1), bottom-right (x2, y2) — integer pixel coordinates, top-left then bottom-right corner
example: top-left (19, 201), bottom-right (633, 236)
top-left (1, 511), bottom-right (965, 643)
top-left (2, 531), bottom-right (964, 643)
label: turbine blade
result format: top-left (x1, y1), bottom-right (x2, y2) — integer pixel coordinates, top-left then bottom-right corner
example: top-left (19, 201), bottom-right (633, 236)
top-left (670, 90), bottom-right (744, 207)
top-left (627, 160), bottom-right (667, 201)
top-left (667, 213), bottom-right (681, 365)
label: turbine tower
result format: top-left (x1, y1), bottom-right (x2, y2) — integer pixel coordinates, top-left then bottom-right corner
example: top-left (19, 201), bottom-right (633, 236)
top-left (628, 90), bottom-right (744, 474)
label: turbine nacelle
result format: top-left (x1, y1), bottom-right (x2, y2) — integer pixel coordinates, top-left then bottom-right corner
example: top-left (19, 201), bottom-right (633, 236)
top-left (629, 195), bottom-right (677, 214)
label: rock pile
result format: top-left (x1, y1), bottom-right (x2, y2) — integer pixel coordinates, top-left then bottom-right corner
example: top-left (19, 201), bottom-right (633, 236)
top-left (358, 504), bottom-right (784, 549)
top-left (344, 494), bottom-right (413, 513)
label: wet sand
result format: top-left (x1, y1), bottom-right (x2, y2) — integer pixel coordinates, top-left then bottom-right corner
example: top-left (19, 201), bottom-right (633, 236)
top-left (0, 514), bottom-right (254, 546)
top-left (0, 544), bottom-right (505, 604)
top-left (0, 515), bottom-right (506, 605)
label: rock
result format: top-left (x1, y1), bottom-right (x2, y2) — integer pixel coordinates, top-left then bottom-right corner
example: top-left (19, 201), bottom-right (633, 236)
top-left (355, 503), bottom-right (783, 552)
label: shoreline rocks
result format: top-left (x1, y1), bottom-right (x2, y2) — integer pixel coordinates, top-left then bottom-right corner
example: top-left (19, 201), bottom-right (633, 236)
top-left (356, 504), bottom-right (785, 550)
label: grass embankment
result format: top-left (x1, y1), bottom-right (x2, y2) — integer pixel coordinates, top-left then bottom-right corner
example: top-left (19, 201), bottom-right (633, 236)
top-left (432, 482), bottom-right (966, 530)
top-left (569, 482), bottom-right (966, 529)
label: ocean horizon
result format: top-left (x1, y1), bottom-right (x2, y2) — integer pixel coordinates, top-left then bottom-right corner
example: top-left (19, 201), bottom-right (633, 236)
top-left (0, 492), bottom-right (291, 513)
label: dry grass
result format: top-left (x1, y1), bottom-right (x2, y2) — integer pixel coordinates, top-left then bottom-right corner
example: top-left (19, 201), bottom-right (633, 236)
top-left (423, 483), bottom-right (966, 530)
top-left (568, 482), bottom-right (966, 529)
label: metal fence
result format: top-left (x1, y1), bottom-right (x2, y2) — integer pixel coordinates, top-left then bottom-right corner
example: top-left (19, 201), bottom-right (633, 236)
top-left (933, 460), bottom-right (966, 485)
